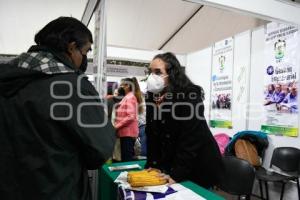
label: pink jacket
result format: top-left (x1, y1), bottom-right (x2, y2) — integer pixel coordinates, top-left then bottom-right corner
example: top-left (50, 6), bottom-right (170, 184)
top-left (115, 92), bottom-right (139, 138)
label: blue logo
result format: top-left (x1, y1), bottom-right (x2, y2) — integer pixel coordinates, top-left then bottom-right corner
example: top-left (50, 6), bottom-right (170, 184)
top-left (225, 40), bottom-right (228, 45)
top-left (212, 75), bottom-right (217, 81)
top-left (267, 66), bottom-right (274, 75)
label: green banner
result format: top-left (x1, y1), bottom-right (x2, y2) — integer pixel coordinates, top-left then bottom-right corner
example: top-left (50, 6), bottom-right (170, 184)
top-left (261, 125), bottom-right (298, 137)
top-left (210, 120), bottom-right (232, 129)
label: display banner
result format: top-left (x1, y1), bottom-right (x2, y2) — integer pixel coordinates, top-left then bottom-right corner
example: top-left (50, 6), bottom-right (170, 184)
top-left (262, 22), bottom-right (299, 137)
top-left (210, 37), bottom-right (234, 129)
top-left (106, 64), bottom-right (146, 77)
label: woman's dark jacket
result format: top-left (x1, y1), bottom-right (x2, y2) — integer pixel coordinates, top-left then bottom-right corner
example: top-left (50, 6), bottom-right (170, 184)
top-left (145, 84), bottom-right (223, 188)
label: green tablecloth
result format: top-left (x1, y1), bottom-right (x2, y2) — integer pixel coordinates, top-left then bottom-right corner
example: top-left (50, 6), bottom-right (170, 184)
top-left (98, 160), bottom-right (224, 200)
top-left (99, 160), bottom-right (146, 200)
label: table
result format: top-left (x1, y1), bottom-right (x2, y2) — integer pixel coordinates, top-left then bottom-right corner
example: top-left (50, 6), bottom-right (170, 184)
top-left (98, 160), bottom-right (224, 200)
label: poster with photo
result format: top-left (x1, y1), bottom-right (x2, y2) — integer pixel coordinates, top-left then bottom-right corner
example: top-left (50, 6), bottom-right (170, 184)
top-left (262, 22), bottom-right (299, 137)
top-left (210, 37), bottom-right (234, 129)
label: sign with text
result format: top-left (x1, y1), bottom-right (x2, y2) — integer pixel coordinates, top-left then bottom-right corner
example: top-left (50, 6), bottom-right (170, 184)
top-left (210, 37), bottom-right (234, 129)
top-left (262, 22), bottom-right (299, 137)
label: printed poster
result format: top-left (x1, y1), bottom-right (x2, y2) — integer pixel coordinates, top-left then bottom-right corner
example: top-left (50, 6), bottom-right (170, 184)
top-left (210, 37), bottom-right (234, 129)
top-left (262, 22), bottom-right (299, 137)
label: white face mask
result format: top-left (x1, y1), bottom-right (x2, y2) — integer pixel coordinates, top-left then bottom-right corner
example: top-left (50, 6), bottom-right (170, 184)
top-left (146, 73), bottom-right (167, 94)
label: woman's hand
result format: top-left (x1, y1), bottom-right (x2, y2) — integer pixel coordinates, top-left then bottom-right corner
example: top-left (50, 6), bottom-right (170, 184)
top-left (146, 167), bottom-right (161, 173)
top-left (145, 168), bottom-right (176, 185)
top-left (157, 173), bottom-right (176, 185)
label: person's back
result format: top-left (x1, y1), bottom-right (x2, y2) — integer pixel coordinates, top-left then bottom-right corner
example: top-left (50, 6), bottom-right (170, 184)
top-left (0, 17), bottom-right (115, 200)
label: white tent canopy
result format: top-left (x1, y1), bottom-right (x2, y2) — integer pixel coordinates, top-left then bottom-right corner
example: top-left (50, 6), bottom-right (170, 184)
top-left (0, 0), bottom-right (266, 55)
top-left (0, 0), bottom-right (87, 55)
top-left (105, 0), bottom-right (266, 54)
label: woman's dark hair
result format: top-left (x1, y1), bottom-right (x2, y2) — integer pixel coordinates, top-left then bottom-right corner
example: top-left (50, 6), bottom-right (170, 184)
top-left (34, 17), bottom-right (93, 52)
top-left (153, 52), bottom-right (192, 92)
top-left (153, 52), bottom-right (205, 100)
top-left (121, 77), bottom-right (143, 114)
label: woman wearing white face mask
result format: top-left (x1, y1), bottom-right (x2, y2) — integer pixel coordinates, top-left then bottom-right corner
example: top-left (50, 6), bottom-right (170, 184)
top-left (146, 73), bottom-right (168, 94)
top-left (145, 52), bottom-right (224, 189)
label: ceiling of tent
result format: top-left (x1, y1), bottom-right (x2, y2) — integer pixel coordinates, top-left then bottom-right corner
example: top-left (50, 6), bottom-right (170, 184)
top-left (105, 0), bottom-right (267, 54)
top-left (0, 0), bottom-right (267, 55)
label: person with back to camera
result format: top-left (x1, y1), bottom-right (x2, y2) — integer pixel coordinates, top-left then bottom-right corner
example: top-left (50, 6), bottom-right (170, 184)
top-left (0, 17), bottom-right (115, 200)
top-left (138, 90), bottom-right (147, 157)
top-left (145, 52), bottom-right (223, 188)
top-left (109, 87), bottom-right (126, 162)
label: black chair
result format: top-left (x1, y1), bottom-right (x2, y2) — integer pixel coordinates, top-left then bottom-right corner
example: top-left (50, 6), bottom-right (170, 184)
top-left (218, 156), bottom-right (255, 200)
top-left (256, 147), bottom-right (300, 200)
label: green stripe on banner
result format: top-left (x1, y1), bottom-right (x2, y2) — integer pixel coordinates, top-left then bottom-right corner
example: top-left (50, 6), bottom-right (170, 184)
top-left (261, 125), bottom-right (298, 137)
top-left (210, 120), bottom-right (232, 129)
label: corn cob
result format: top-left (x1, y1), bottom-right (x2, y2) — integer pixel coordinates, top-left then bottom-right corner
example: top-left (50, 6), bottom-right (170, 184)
top-left (127, 170), bottom-right (167, 187)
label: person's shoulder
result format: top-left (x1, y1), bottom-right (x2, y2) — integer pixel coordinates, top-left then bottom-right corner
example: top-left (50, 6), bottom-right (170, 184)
top-left (52, 73), bottom-right (98, 96)
top-left (183, 84), bottom-right (205, 101)
top-left (184, 84), bottom-right (203, 95)
top-left (126, 92), bottom-right (136, 99)
top-left (185, 84), bottom-right (202, 92)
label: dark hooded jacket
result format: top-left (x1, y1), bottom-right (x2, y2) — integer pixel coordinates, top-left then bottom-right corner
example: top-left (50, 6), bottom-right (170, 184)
top-left (0, 46), bottom-right (115, 200)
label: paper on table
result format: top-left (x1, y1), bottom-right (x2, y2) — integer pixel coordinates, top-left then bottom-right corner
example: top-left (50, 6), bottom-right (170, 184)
top-left (130, 185), bottom-right (169, 193)
top-left (114, 171), bottom-right (169, 193)
top-left (165, 184), bottom-right (206, 200)
top-left (108, 164), bottom-right (141, 171)
top-left (114, 171), bottom-right (129, 184)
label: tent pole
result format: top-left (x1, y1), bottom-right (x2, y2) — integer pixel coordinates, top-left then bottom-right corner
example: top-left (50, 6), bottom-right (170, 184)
top-left (158, 5), bottom-right (204, 50)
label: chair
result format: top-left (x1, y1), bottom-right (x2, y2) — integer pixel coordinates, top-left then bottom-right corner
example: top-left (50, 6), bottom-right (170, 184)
top-left (218, 156), bottom-right (255, 200)
top-left (256, 147), bottom-right (300, 200)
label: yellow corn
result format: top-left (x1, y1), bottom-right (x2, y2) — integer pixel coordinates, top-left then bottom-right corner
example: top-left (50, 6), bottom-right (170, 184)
top-left (127, 170), bottom-right (167, 187)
